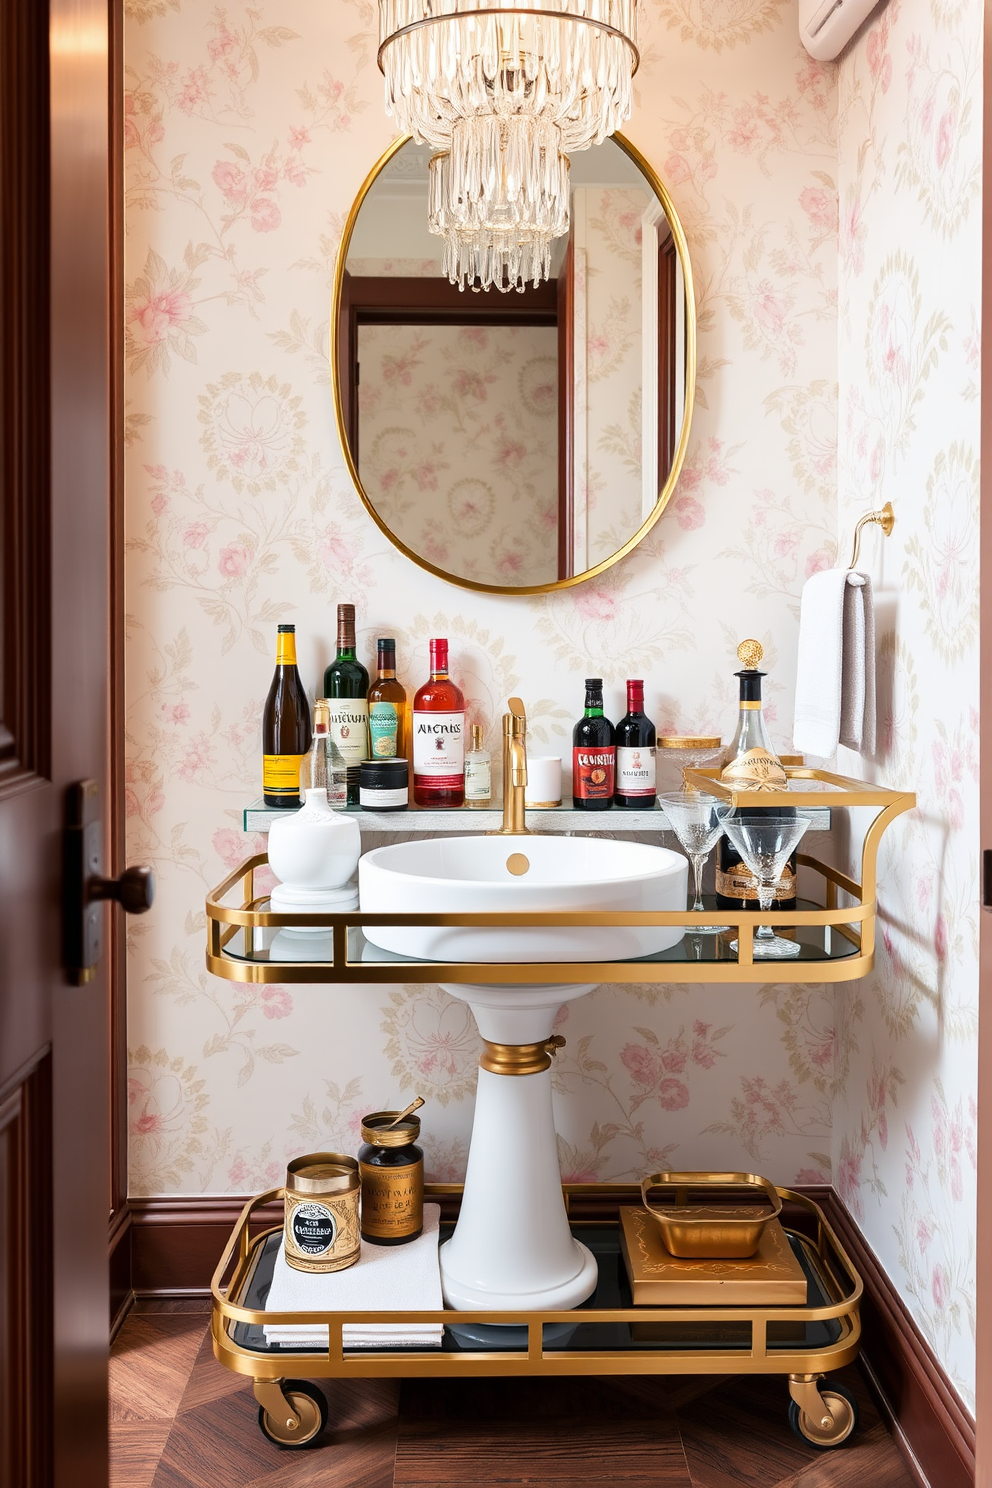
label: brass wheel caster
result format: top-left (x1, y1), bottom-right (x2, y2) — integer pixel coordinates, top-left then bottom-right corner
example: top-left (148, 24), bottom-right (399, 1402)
top-left (787, 1375), bottom-right (858, 1449)
top-left (255, 1378), bottom-right (328, 1448)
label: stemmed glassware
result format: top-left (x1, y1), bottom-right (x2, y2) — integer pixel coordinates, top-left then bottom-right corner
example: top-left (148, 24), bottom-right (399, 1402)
top-left (658, 792), bottom-right (734, 935)
top-left (721, 815), bottom-right (813, 959)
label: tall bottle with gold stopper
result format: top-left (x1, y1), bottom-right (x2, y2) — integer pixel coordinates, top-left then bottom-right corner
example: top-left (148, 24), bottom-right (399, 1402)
top-left (715, 640), bottom-right (797, 911)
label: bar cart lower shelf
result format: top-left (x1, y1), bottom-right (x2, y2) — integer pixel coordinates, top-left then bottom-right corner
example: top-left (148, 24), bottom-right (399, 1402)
top-left (211, 1183), bottom-right (863, 1454)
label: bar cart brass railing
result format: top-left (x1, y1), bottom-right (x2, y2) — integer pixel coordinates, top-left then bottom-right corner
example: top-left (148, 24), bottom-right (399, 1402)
top-left (210, 1183), bottom-right (863, 1447)
top-left (205, 769), bottom-right (915, 987)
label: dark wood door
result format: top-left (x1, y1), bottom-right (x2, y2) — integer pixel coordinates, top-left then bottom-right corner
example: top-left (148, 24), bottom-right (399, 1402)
top-left (0, 0), bottom-right (116, 1484)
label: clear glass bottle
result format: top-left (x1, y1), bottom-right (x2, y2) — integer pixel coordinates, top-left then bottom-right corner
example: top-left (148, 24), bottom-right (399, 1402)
top-left (299, 698), bottom-right (348, 808)
top-left (716, 640), bottom-right (796, 911)
top-left (464, 724), bottom-right (492, 808)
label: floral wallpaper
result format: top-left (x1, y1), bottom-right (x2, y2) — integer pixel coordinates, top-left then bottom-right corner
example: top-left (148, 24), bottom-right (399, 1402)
top-left (125, 0), bottom-right (992, 1382)
top-left (572, 186), bottom-right (650, 568)
top-left (832, 0), bottom-right (981, 1410)
top-left (356, 321), bottom-right (559, 586)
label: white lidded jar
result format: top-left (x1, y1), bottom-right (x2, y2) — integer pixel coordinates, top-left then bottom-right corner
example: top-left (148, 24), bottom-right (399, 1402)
top-left (267, 788), bottom-right (361, 924)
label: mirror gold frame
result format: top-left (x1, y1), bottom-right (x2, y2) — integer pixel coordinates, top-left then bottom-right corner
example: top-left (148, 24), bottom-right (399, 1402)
top-left (331, 132), bottom-right (696, 597)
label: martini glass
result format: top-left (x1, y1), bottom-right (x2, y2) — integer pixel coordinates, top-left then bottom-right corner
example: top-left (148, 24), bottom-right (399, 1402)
top-left (722, 815), bottom-right (813, 959)
top-left (659, 792), bottom-right (733, 935)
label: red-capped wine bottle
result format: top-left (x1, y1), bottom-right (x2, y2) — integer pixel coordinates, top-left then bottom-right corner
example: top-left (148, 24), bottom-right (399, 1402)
top-left (262, 624), bottom-right (312, 809)
top-left (413, 639), bottom-right (465, 807)
top-left (572, 678), bottom-right (614, 811)
top-left (614, 679), bottom-right (657, 808)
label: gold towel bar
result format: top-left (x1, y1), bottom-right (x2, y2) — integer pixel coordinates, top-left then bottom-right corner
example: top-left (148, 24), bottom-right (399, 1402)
top-left (848, 500), bottom-right (894, 569)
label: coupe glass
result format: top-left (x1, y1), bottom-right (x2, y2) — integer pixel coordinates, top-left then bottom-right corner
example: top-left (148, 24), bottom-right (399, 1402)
top-left (722, 815), bottom-right (813, 959)
top-left (659, 792), bottom-right (733, 935)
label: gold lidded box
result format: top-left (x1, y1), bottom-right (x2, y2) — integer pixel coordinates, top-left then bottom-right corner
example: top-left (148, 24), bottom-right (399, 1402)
top-left (639, 1171), bottom-right (783, 1259)
top-left (284, 1153), bottom-right (360, 1273)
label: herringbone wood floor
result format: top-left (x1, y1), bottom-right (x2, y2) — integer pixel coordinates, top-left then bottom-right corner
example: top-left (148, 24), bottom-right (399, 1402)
top-left (110, 1300), bottom-right (917, 1488)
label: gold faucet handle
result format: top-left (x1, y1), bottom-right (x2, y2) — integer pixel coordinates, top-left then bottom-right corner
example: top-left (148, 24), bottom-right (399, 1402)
top-left (507, 697), bottom-right (527, 736)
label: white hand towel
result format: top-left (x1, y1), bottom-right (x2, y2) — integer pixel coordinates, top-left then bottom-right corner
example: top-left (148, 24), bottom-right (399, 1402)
top-left (793, 569), bottom-right (876, 758)
top-left (263, 1203), bottom-right (444, 1350)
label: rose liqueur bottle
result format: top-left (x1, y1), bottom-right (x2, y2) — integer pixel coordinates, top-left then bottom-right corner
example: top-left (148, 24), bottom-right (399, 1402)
top-left (323, 603), bottom-right (370, 806)
top-left (572, 678), bottom-right (615, 811)
top-left (412, 639), bottom-right (465, 808)
top-left (367, 638), bottom-right (406, 760)
top-left (614, 679), bottom-right (657, 808)
top-left (715, 639), bottom-right (797, 912)
top-left (262, 624), bottom-right (312, 809)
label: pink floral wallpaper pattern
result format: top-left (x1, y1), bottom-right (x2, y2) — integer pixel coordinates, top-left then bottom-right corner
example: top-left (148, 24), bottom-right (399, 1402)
top-left (833, 0), bottom-right (980, 1410)
top-left (122, 0), bottom-right (973, 1410)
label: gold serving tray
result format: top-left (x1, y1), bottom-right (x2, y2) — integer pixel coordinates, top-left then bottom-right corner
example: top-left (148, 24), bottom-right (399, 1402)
top-left (640, 1172), bottom-right (782, 1258)
top-left (205, 769), bottom-right (914, 988)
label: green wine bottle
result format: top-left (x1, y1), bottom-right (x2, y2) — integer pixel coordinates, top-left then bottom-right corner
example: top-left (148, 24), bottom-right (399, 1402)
top-left (323, 604), bottom-right (369, 806)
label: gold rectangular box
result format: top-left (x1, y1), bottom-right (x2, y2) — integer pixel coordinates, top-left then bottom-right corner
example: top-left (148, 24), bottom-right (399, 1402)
top-left (619, 1206), bottom-right (808, 1305)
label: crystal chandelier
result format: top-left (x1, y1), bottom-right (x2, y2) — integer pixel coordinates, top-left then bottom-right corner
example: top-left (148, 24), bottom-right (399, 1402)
top-left (378, 1), bottom-right (639, 288)
top-left (378, 2), bottom-right (640, 155)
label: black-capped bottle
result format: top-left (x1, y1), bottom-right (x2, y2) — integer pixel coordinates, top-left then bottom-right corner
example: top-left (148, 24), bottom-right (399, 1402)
top-left (715, 639), bottom-right (797, 911)
top-left (262, 624), bottom-right (312, 809)
top-left (614, 679), bottom-right (657, 808)
top-left (572, 678), bottom-right (615, 810)
top-left (323, 603), bottom-right (370, 805)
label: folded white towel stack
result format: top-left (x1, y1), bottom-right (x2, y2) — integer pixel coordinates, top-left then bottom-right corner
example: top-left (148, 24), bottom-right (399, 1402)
top-left (263, 1203), bottom-right (444, 1350)
top-left (793, 569), bottom-right (876, 759)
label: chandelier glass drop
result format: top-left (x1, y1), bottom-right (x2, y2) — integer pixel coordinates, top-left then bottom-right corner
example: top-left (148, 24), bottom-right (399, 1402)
top-left (378, 1), bottom-right (639, 289)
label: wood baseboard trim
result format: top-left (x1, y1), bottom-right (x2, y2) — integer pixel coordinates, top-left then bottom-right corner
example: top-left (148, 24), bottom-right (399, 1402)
top-left (813, 1190), bottom-right (974, 1488)
top-left (116, 1186), bottom-right (973, 1486)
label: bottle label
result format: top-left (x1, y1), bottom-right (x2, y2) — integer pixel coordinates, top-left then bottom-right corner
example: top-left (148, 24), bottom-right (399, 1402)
top-left (720, 747), bottom-right (787, 792)
top-left (263, 753), bottom-right (305, 797)
top-left (715, 862), bottom-right (797, 902)
top-left (413, 711), bottom-right (465, 784)
top-left (327, 699), bottom-right (369, 767)
top-left (289, 1200), bottom-right (337, 1257)
top-left (360, 785), bottom-right (409, 810)
top-left (369, 702), bottom-right (398, 757)
top-left (616, 745), bottom-right (656, 796)
top-left (359, 1159), bottom-right (424, 1239)
top-left (572, 746), bottom-right (615, 800)
top-left (464, 755), bottom-right (492, 801)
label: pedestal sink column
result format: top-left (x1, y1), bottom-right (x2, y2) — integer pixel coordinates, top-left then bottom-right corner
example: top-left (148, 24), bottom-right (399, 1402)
top-left (437, 982), bottom-right (600, 1312)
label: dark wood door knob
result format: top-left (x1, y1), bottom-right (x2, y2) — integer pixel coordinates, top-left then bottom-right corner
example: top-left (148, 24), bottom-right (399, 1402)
top-left (90, 865), bottom-right (155, 915)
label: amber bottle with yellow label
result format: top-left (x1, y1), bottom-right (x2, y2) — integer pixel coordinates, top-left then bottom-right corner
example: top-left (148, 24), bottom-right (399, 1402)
top-left (262, 624), bottom-right (312, 808)
top-left (358, 1109), bottom-right (424, 1245)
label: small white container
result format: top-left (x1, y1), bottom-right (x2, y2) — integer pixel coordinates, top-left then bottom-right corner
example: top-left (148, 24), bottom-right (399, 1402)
top-left (525, 756), bottom-right (562, 808)
top-left (267, 788), bottom-right (361, 912)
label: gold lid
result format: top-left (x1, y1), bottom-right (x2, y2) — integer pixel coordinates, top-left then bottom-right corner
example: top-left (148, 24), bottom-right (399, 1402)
top-left (286, 1152), bottom-right (359, 1194)
top-left (658, 735), bottom-right (721, 749)
top-left (737, 639), bottom-right (763, 669)
top-left (361, 1110), bottom-right (421, 1147)
top-left (471, 723), bottom-right (484, 749)
top-left (314, 698), bottom-right (330, 729)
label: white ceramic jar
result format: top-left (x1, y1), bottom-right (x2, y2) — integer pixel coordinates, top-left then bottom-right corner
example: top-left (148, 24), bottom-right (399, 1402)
top-left (267, 789), bottom-right (361, 917)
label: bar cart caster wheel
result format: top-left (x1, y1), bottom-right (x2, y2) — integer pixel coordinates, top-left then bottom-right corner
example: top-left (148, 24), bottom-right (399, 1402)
top-left (255, 1379), bottom-right (327, 1448)
top-left (787, 1378), bottom-right (858, 1449)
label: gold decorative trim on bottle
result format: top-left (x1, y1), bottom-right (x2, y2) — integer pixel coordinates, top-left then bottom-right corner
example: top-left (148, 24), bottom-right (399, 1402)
top-left (721, 747), bottom-right (788, 792)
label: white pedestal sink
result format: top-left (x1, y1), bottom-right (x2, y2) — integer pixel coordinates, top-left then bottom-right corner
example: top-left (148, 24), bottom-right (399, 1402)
top-left (358, 834), bottom-right (688, 1312)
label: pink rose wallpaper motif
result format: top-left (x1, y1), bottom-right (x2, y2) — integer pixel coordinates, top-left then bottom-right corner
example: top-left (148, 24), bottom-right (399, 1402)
top-left (124, 0), bottom-right (977, 1413)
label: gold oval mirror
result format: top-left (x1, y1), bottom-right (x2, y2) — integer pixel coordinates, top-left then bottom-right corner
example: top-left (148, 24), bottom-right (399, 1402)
top-left (332, 133), bottom-right (695, 596)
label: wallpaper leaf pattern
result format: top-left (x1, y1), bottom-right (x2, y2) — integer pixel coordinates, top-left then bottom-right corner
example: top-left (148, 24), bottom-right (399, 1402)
top-left (123, 0), bottom-right (976, 1411)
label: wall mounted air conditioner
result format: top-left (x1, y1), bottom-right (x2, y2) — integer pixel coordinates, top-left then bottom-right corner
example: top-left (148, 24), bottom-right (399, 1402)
top-left (799, 0), bottom-right (884, 60)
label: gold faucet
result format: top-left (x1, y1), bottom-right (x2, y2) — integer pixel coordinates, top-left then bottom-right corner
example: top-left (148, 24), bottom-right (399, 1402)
top-left (492, 697), bottom-right (531, 836)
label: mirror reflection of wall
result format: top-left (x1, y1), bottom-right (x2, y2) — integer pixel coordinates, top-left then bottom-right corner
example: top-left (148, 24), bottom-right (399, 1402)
top-left (336, 137), bottom-right (693, 594)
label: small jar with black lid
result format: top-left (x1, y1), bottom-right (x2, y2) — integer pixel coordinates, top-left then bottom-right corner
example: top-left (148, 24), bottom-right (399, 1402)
top-left (359, 758), bottom-right (409, 812)
top-left (358, 1109), bottom-right (424, 1244)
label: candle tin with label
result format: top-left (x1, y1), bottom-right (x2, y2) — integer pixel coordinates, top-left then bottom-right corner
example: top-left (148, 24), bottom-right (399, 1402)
top-left (359, 758), bottom-right (409, 812)
top-left (358, 1110), bottom-right (424, 1244)
top-left (284, 1153), bottom-right (360, 1273)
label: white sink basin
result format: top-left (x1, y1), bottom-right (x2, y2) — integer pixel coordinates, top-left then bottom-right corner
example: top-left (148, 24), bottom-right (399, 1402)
top-left (358, 834), bottom-right (688, 962)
